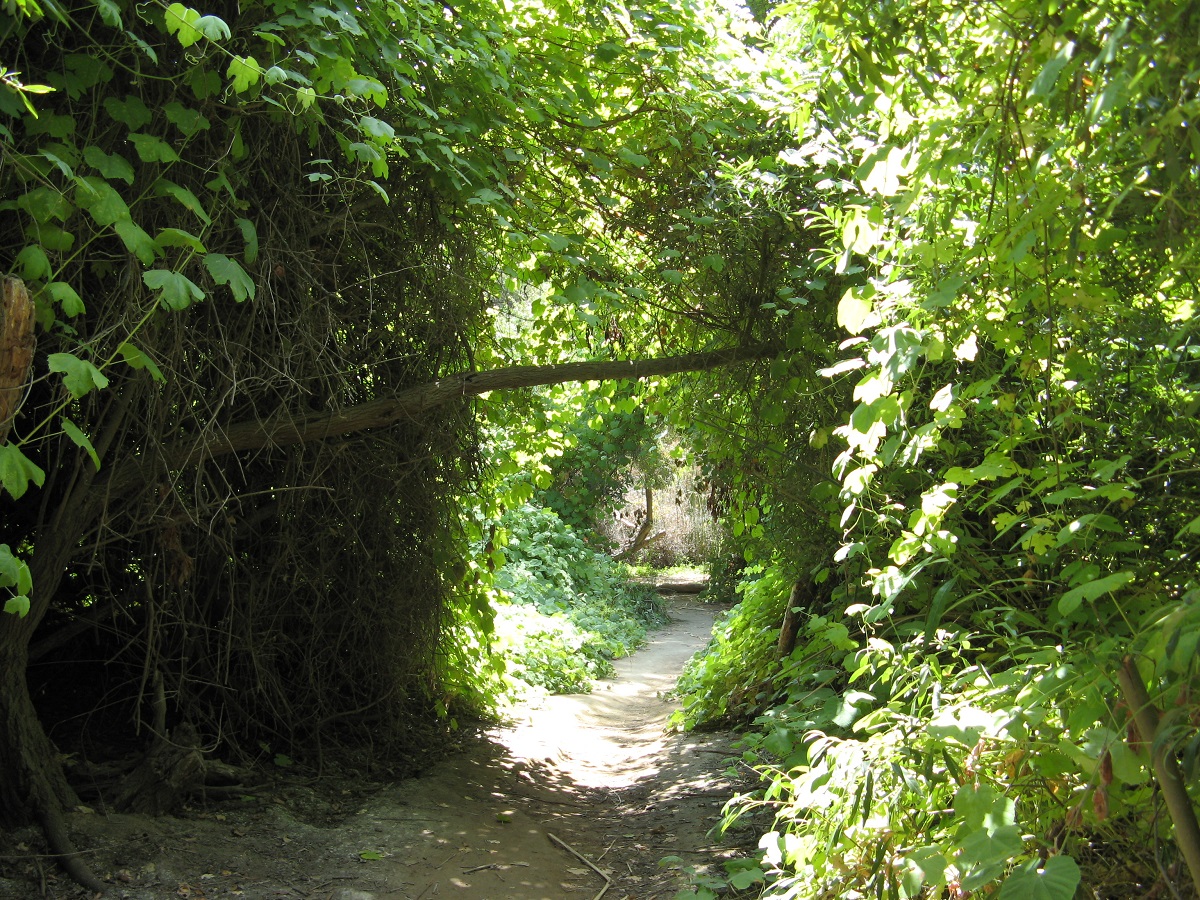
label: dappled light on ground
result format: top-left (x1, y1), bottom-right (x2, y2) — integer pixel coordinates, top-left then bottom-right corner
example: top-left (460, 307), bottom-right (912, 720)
top-left (0, 597), bottom-right (758, 900)
top-left (499, 602), bottom-right (718, 789)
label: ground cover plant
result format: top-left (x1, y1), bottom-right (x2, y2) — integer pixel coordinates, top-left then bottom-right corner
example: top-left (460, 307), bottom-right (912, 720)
top-left (490, 503), bottom-right (668, 697)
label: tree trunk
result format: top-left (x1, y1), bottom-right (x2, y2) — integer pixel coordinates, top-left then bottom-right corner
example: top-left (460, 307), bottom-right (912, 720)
top-left (1, 378), bottom-right (125, 891)
top-left (0, 497), bottom-right (109, 892)
top-left (778, 578), bottom-right (808, 657)
top-left (1116, 656), bottom-right (1200, 896)
top-left (113, 722), bottom-right (205, 816)
top-left (0, 277), bottom-right (36, 445)
top-left (616, 486), bottom-right (655, 559)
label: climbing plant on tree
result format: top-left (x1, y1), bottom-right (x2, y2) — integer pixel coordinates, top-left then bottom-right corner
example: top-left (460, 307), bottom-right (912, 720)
top-left (0, 1), bottom-right (519, 884)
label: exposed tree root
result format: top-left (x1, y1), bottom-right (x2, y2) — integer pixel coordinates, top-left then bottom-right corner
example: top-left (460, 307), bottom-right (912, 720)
top-left (36, 803), bottom-right (107, 895)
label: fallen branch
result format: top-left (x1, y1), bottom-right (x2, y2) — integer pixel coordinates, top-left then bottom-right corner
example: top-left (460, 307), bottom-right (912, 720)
top-left (463, 862), bottom-right (530, 874)
top-left (548, 832), bottom-right (612, 900)
top-left (96, 342), bottom-right (780, 501)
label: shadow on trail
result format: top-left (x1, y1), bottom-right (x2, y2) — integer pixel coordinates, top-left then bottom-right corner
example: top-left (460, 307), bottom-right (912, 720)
top-left (370, 596), bottom-right (760, 899)
top-left (0, 598), bottom-right (761, 900)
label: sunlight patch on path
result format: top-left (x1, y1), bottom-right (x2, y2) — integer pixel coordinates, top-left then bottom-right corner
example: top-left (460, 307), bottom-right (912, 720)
top-left (495, 600), bottom-right (720, 789)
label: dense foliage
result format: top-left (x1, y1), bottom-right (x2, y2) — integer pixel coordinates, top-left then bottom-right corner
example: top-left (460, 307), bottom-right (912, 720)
top-left (3, 0), bottom-right (1198, 895)
top-left (490, 504), bottom-right (666, 696)
top-left (673, 1), bottom-right (1200, 898)
top-left (1, 0), bottom-right (510, 773)
top-left (0, 0), bottom-right (769, 865)
top-left (538, 389), bottom-right (665, 537)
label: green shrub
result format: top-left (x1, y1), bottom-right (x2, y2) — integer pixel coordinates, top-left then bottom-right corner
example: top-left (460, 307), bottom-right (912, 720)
top-left (490, 505), bottom-right (667, 698)
top-left (672, 564), bottom-right (791, 728)
top-left (676, 561), bottom-right (1200, 898)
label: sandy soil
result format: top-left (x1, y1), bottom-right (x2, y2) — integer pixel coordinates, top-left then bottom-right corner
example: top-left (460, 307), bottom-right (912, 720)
top-left (0, 597), bottom-right (764, 900)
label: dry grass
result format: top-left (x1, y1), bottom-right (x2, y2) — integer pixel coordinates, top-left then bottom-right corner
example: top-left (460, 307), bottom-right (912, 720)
top-left (602, 462), bottom-right (726, 568)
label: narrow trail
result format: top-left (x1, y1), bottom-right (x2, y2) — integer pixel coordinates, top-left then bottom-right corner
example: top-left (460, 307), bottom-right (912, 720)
top-left (351, 595), bottom-right (759, 900)
top-left (0, 597), bottom-right (761, 900)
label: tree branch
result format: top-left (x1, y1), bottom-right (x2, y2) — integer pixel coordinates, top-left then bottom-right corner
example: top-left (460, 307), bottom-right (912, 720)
top-left (98, 342), bottom-right (780, 500)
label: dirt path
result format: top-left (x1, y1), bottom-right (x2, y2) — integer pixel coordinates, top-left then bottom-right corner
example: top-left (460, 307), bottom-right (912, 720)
top-left (0, 597), bottom-right (761, 900)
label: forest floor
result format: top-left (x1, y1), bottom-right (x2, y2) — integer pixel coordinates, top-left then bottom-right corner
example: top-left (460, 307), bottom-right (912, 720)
top-left (0, 595), bottom-right (766, 900)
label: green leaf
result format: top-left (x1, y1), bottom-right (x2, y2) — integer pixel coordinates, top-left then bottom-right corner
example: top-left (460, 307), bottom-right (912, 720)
top-left (470, 187), bottom-right (505, 206)
top-left (0, 547), bottom-right (32, 602)
top-left (163, 102), bottom-right (211, 135)
top-left (61, 417), bottom-right (100, 470)
top-left (367, 181), bottom-right (389, 204)
top-left (164, 2), bottom-right (203, 47)
top-left (858, 145), bottom-right (910, 197)
top-left (3, 596), bottom-right (30, 618)
top-left (837, 287), bottom-right (874, 334)
top-left (346, 76), bottom-right (386, 106)
top-left (17, 187), bottom-right (74, 223)
top-left (1057, 571), bottom-right (1134, 617)
top-left (48, 352), bottom-right (109, 398)
top-left (1087, 72), bottom-right (1128, 126)
top-left (114, 220), bottom-right (159, 265)
top-left (76, 175), bottom-right (131, 227)
top-left (1107, 737), bottom-right (1149, 785)
top-left (842, 207), bottom-right (884, 254)
top-left (154, 227), bottom-right (207, 252)
top-left (235, 218), bottom-right (259, 264)
top-left (226, 56), bottom-right (262, 94)
top-left (999, 856), bottom-right (1081, 900)
top-left (617, 146), bottom-right (651, 167)
top-left (727, 867), bottom-right (765, 889)
top-left (46, 281), bottom-right (85, 316)
top-left (358, 850), bottom-right (382, 860)
top-left (128, 132), bottom-right (180, 163)
top-left (194, 14), bottom-right (231, 41)
top-left (1028, 44), bottom-right (1075, 99)
top-left (191, 68), bottom-right (222, 100)
top-left (27, 113), bottom-right (74, 139)
top-left (103, 95), bottom-right (152, 130)
top-left (538, 233), bottom-right (573, 252)
top-left (204, 253), bottom-right (255, 301)
top-left (117, 342), bottom-right (166, 382)
top-left (953, 784), bottom-right (1007, 830)
top-left (28, 223), bottom-right (74, 252)
top-left (959, 824), bottom-right (1023, 869)
top-left (83, 145), bottom-right (135, 183)
top-left (93, 0), bottom-right (124, 27)
top-left (360, 116), bottom-right (395, 141)
top-left (15, 245), bottom-right (52, 281)
top-left (928, 706), bottom-right (1000, 747)
top-left (61, 55), bottom-right (107, 88)
top-left (903, 847), bottom-right (948, 893)
top-left (154, 180), bottom-right (211, 225)
top-left (0, 444), bottom-right (47, 500)
top-left (38, 149), bottom-right (75, 179)
top-left (143, 269), bottom-right (205, 310)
